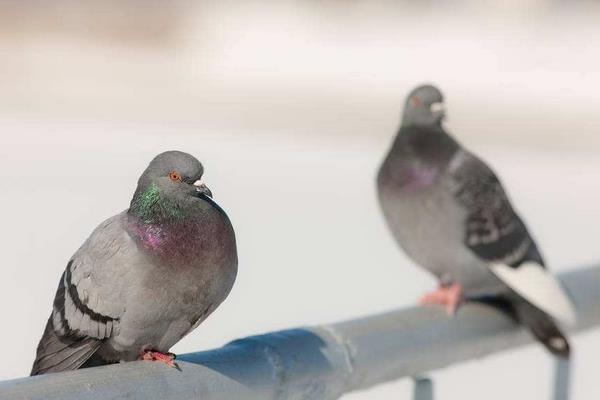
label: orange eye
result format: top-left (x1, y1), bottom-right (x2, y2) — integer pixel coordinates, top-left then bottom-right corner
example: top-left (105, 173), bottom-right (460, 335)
top-left (169, 171), bottom-right (181, 182)
top-left (411, 96), bottom-right (421, 106)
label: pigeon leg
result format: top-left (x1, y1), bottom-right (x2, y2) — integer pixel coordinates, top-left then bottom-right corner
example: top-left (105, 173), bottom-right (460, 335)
top-left (140, 350), bottom-right (179, 369)
top-left (420, 282), bottom-right (463, 315)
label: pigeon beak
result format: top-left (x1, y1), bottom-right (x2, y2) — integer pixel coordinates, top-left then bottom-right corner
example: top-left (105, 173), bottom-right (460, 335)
top-left (430, 102), bottom-right (446, 121)
top-left (193, 180), bottom-right (213, 198)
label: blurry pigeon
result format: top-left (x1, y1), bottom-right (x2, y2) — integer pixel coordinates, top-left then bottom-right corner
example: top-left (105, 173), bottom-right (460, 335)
top-left (377, 85), bottom-right (576, 357)
top-left (31, 151), bottom-right (237, 375)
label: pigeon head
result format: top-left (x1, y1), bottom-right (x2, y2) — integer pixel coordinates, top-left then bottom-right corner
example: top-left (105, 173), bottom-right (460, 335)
top-left (402, 84), bottom-right (445, 127)
top-left (129, 151), bottom-right (212, 221)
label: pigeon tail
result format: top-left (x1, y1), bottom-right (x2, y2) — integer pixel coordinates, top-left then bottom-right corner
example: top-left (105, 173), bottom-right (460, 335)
top-left (30, 317), bottom-right (102, 376)
top-left (514, 299), bottom-right (571, 359)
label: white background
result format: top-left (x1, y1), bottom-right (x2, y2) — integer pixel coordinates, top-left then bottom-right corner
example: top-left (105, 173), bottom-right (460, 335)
top-left (1, 1), bottom-right (599, 398)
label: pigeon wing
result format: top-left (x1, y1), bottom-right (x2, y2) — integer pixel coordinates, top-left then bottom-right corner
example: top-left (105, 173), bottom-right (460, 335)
top-left (449, 151), bottom-right (576, 326)
top-left (31, 214), bottom-right (131, 375)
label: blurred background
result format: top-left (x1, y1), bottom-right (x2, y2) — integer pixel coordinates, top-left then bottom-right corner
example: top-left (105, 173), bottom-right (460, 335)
top-left (1, 0), bottom-right (600, 398)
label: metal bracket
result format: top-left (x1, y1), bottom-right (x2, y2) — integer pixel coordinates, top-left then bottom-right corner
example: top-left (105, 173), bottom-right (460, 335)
top-left (553, 356), bottom-right (571, 400)
top-left (413, 377), bottom-right (434, 400)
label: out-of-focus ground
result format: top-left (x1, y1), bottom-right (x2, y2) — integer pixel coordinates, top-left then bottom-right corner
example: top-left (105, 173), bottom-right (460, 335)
top-left (0, 1), bottom-right (599, 399)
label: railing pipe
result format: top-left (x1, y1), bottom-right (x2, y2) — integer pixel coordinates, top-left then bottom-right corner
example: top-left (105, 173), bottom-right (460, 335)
top-left (1, 265), bottom-right (599, 400)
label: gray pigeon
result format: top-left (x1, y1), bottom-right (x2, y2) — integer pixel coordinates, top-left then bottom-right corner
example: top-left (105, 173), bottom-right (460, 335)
top-left (377, 85), bottom-right (576, 357)
top-left (31, 151), bottom-right (237, 375)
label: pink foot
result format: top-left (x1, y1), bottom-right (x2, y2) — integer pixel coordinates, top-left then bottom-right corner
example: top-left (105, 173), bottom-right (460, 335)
top-left (420, 283), bottom-right (463, 315)
top-left (140, 350), bottom-right (178, 369)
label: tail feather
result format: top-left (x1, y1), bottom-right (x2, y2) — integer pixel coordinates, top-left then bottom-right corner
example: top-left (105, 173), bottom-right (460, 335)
top-left (30, 317), bottom-right (102, 376)
top-left (514, 299), bottom-right (571, 358)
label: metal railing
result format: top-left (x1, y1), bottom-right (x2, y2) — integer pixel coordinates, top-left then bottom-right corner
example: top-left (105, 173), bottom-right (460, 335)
top-left (2, 265), bottom-right (599, 400)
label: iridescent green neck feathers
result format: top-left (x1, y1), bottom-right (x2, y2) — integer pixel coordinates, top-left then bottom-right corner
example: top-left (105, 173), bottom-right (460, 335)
top-left (129, 183), bottom-right (184, 224)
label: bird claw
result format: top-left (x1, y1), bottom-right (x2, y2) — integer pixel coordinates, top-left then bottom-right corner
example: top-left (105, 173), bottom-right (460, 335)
top-left (420, 282), bottom-right (463, 315)
top-left (140, 350), bottom-right (180, 370)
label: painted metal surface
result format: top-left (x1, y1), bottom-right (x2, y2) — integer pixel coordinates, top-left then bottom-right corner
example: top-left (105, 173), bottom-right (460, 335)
top-left (1, 265), bottom-right (599, 400)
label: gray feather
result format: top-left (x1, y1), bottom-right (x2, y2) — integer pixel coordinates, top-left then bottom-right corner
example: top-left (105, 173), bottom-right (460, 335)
top-left (377, 85), bottom-right (571, 356)
top-left (449, 151), bottom-right (544, 267)
top-left (32, 151), bottom-right (238, 374)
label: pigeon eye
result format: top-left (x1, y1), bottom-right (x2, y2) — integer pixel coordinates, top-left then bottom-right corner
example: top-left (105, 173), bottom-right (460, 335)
top-left (410, 96), bottom-right (421, 106)
top-left (169, 171), bottom-right (182, 182)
